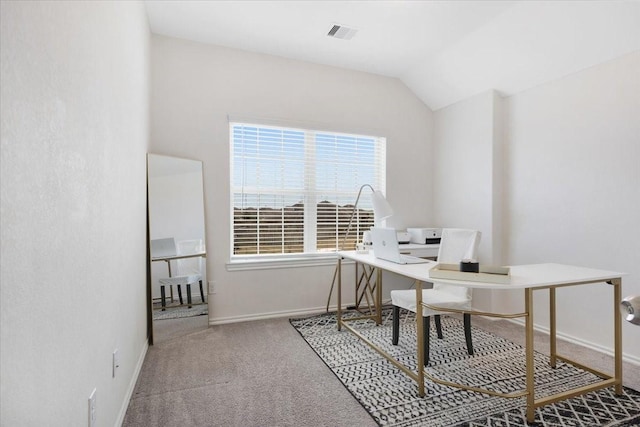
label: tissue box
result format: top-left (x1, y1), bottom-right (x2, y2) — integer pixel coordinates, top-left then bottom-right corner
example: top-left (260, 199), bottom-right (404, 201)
top-left (429, 263), bottom-right (511, 284)
top-left (407, 228), bottom-right (442, 244)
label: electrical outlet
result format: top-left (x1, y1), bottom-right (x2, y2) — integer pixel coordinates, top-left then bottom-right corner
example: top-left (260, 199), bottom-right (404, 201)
top-left (112, 349), bottom-right (119, 378)
top-left (208, 280), bottom-right (216, 294)
top-left (88, 388), bottom-right (96, 427)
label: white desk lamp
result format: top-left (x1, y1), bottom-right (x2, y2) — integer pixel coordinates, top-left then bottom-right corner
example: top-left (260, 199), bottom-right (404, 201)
top-left (325, 184), bottom-right (393, 311)
top-left (621, 295), bottom-right (640, 325)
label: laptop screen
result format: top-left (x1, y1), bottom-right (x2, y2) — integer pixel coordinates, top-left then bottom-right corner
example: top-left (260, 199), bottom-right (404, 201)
top-left (370, 227), bottom-right (401, 261)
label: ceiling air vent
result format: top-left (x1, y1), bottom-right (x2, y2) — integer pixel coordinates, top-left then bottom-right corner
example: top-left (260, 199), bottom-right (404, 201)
top-left (327, 24), bottom-right (358, 40)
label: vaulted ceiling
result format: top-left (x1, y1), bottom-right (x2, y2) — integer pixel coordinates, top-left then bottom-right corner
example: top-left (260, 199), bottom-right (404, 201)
top-left (145, 1), bottom-right (640, 111)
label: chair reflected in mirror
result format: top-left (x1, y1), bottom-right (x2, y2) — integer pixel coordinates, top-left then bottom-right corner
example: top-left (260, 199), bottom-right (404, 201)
top-left (151, 238), bottom-right (206, 311)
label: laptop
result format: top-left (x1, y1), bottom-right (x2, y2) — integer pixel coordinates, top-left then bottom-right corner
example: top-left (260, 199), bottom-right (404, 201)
top-left (370, 227), bottom-right (431, 264)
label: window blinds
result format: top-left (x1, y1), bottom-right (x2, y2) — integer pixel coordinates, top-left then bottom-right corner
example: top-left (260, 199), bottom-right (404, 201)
top-left (231, 122), bottom-right (386, 257)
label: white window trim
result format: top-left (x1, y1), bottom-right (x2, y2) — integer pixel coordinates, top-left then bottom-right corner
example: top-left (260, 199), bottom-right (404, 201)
top-left (225, 253), bottom-right (339, 271)
top-left (228, 116), bottom-right (386, 271)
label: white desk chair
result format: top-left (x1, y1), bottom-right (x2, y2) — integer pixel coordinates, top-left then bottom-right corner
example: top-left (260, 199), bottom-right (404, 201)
top-left (151, 237), bottom-right (178, 305)
top-left (159, 239), bottom-right (206, 309)
top-left (390, 228), bottom-right (481, 366)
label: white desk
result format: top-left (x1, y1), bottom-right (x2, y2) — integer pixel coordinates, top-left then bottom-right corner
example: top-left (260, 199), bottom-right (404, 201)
top-left (336, 250), bottom-right (624, 423)
top-left (349, 243), bottom-right (438, 312)
top-left (151, 251), bottom-right (207, 277)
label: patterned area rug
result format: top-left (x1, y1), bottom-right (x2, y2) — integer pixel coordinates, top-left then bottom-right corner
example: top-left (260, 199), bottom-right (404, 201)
top-left (152, 302), bottom-right (208, 320)
top-left (290, 308), bottom-right (640, 427)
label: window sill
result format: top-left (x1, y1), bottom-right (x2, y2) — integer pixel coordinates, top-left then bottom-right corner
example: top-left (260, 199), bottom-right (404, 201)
top-left (226, 254), bottom-right (344, 271)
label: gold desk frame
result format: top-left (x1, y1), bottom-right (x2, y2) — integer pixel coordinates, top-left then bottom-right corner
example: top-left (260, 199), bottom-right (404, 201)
top-left (336, 256), bottom-right (623, 424)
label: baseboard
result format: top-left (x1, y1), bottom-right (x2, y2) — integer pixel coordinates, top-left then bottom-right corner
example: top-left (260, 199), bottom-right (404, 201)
top-left (209, 305), bottom-right (335, 325)
top-left (507, 318), bottom-right (640, 367)
top-left (115, 338), bottom-right (149, 427)
top-left (210, 307), bottom-right (640, 366)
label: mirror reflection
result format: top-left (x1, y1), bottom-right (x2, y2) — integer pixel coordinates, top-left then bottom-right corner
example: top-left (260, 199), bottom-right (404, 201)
top-left (147, 154), bottom-right (208, 343)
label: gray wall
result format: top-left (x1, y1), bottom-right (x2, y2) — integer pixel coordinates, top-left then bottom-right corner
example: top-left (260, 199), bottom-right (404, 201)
top-left (1, 1), bottom-right (150, 425)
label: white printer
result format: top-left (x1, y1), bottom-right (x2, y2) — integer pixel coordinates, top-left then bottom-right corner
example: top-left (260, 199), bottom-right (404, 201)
top-left (364, 229), bottom-right (417, 245)
top-left (396, 231), bottom-right (411, 244)
top-left (407, 228), bottom-right (442, 244)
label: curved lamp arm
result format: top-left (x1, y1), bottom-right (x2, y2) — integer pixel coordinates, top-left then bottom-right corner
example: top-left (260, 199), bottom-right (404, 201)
top-left (327, 184), bottom-right (393, 311)
top-left (340, 184), bottom-right (393, 250)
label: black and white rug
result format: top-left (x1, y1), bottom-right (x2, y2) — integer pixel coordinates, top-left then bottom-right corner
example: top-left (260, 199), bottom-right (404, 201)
top-left (290, 308), bottom-right (640, 427)
top-left (153, 302), bottom-right (208, 320)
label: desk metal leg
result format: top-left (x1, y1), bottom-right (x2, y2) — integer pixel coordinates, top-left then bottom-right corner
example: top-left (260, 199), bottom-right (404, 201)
top-left (416, 280), bottom-right (425, 397)
top-left (550, 287), bottom-right (557, 368)
top-left (327, 265), bottom-right (339, 312)
top-left (355, 262), bottom-right (359, 308)
top-left (376, 268), bottom-right (383, 325)
top-left (355, 263), bottom-right (376, 314)
top-left (164, 260), bottom-right (175, 303)
top-left (337, 258), bottom-right (342, 331)
top-left (525, 288), bottom-right (535, 423)
top-left (613, 278), bottom-right (623, 395)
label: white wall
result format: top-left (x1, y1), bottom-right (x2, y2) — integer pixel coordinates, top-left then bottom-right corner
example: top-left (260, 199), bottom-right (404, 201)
top-left (432, 52), bottom-right (639, 363)
top-left (502, 51), bottom-right (640, 362)
top-left (150, 35), bottom-right (434, 323)
top-left (1, 2), bottom-right (150, 426)
top-left (433, 90), bottom-right (504, 311)
top-left (148, 171), bottom-right (205, 243)
top-left (149, 16), bottom-right (638, 363)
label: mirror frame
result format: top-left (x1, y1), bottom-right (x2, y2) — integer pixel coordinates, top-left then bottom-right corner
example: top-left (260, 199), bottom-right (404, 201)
top-left (146, 153), bottom-right (207, 344)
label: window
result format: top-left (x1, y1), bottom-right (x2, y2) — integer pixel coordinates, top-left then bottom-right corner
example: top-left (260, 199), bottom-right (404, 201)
top-left (230, 121), bottom-right (386, 262)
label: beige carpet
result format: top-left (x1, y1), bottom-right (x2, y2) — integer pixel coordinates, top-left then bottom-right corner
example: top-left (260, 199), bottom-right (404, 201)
top-left (123, 314), bottom-right (639, 427)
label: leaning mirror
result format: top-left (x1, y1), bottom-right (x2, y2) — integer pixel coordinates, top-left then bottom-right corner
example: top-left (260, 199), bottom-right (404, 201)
top-left (147, 153), bottom-right (208, 344)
